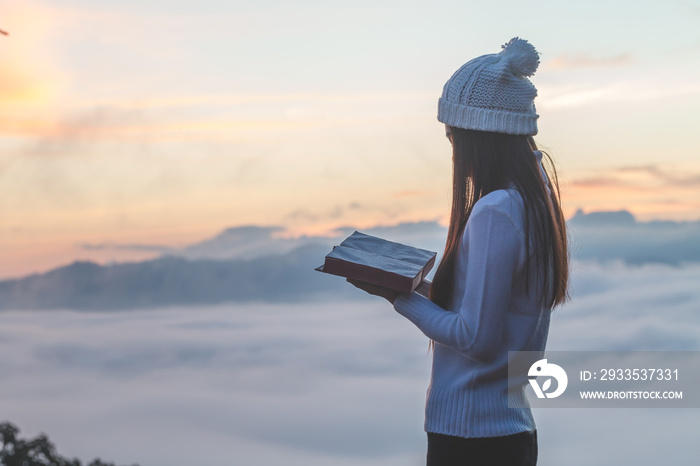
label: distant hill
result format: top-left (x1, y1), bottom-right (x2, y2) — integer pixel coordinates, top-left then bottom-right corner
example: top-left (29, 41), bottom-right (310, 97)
top-left (568, 209), bottom-right (700, 265)
top-left (568, 208), bottom-right (636, 227)
top-left (0, 221), bottom-right (446, 311)
top-left (0, 244), bottom-right (362, 311)
top-left (1, 213), bottom-right (699, 310)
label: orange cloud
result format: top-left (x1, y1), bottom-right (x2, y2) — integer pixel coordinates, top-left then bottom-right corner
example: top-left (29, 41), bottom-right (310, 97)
top-left (1, 110), bottom-right (426, 147)
top-left (570, 164), bottom-right (700, 190)
top-left (70, 91), bottom-right (435, 110)
top-left (563, 164), bottom-right (700, 221)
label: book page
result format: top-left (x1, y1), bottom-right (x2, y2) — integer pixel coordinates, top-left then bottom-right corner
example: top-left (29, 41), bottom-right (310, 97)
top-left (340, 231), bottom-right (436, 265)
top-left (326, 245), bottom-right (424, 278)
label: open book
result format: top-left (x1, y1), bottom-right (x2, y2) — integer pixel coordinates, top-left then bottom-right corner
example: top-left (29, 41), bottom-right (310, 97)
top-left (315, 231), bottom-right (437, 294)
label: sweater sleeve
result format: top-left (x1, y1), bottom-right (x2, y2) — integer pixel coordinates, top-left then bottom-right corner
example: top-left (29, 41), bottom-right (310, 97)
top-left (392, 204), bottom-right (524, 363)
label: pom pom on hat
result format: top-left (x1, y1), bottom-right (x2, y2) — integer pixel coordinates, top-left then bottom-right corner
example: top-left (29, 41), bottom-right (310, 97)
top-left (500, 37), bottom-right (540, 77)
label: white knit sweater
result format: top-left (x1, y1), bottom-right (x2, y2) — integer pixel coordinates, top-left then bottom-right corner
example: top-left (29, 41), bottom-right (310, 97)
top-left (392, 169), bottom-right (552, 438)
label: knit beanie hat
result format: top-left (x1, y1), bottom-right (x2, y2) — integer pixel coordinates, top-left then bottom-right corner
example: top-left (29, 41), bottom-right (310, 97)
top-left (438, 37), bottom-right (540, 135)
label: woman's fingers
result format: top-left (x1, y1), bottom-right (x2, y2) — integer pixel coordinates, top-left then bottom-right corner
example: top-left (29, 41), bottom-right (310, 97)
top-left (346, 278), bottom-right (398, 304)
top-left (347, 278), bottom-right (375, 293)
top-left (346, 277), bottom-right (364, 288)
top-left (347, 277), bottom-right (378, 293)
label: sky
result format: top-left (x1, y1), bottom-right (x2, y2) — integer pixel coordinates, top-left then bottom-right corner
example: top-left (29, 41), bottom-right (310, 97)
top-left (1, 0), bottom-right (700, 278)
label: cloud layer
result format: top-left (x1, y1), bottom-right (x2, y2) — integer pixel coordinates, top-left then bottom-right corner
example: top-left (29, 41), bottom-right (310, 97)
top-left (1, 258), bottom-right (699, 465)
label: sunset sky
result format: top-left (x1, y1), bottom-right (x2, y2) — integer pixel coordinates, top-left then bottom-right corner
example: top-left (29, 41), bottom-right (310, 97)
top-left (1, 0), bottom-right (699, 279)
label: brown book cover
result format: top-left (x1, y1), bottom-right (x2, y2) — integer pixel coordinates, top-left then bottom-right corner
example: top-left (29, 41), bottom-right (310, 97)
top-left (315, 231), bottom-right (437, 294)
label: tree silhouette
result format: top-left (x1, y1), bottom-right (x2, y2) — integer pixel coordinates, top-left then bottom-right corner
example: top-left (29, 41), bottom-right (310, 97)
top-left (0, 422), bottom-right (137, 466)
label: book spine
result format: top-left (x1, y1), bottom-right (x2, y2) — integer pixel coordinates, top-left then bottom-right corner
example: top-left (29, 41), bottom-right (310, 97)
top-left (323, 257), bottom-right (418, 294)
top-left (422, 255), bottom-right (437, 280)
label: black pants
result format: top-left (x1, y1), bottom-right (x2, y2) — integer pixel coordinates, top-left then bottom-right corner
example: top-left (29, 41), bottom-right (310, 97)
top-left (426, 429), bottom-right (537, 466)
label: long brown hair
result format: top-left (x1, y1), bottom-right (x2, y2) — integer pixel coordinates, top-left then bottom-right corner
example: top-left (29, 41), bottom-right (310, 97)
top-left (427, 126), bottom-right (569, 352)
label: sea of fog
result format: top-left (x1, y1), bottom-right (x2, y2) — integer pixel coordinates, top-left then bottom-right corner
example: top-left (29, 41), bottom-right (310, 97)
top-left (1, 260), bottom-right (699, 466)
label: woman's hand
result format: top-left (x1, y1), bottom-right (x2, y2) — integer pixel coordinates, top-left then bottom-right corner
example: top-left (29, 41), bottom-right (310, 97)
top-left (346, 278), bottom-right (399, 304)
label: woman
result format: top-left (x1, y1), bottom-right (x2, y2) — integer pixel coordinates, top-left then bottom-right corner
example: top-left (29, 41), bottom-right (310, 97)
top-left (348, 37), bottom-right (569, 466)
